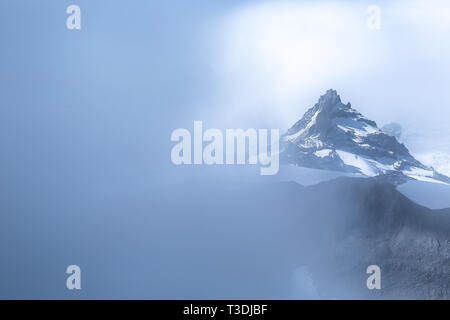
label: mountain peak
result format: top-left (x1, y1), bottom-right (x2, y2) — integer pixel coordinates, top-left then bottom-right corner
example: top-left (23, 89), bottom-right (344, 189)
top-left (281, 90), bottom-right (450, 185)
top-left (319, 89), bottom-right (341, 105)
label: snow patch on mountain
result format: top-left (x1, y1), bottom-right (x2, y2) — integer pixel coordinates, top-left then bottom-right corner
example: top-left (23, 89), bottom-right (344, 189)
top-left (314, 149), bottom-right (333, 158)
top-left (416, 152), bottom-right (450, 177)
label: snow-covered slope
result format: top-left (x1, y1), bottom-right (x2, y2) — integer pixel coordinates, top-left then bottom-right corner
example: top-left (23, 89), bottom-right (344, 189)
top-left (416, 152), bottom-right (450, 177)
top-left (281, 89), bottom-right (450, 184)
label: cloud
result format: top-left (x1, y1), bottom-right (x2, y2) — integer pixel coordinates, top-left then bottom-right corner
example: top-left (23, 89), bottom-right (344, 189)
top-left (205, 0), bottom-right (450, 160)
top-left (292, 266), bottom-right (320, 299)
top-left (381, 122), bottom-right (402, 140)
top-left (212, 1), bottom-right (390, 127)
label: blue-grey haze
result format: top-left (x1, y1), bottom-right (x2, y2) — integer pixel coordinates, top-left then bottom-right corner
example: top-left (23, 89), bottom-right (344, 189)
top-left (1, 0), bottom-right (450, 298)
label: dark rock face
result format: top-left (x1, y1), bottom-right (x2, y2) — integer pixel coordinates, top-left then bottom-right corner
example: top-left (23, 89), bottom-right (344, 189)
top-left (261, 177), bottom-right (450, 299)
top-left (281, 89), bottom-right (450, 184)
top-left (297, 177), bottom-right (450, 299)
top-left (159, 176), bottom-right (450, 299)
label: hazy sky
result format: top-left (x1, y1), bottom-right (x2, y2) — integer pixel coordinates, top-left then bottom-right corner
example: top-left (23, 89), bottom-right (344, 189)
top-left (1, 0), bottom-right (450, 299)
top-left (206, 0), bottom-right (450, 158)
top-left (1, 0), bottom-right (449, 173)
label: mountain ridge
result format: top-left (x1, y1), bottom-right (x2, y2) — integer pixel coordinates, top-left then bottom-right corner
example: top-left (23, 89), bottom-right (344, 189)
top-left (280, 89), bottom-right (450, 185)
